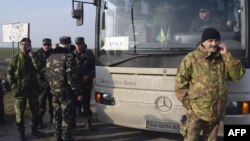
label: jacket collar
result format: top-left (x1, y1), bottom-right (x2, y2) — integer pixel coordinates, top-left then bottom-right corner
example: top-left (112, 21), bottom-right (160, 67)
top-left (53, 47), bottom-right (70, 54)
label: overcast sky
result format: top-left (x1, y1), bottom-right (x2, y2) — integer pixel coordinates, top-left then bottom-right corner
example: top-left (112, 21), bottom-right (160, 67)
top-left (0, 0), bottom-right (96, 48)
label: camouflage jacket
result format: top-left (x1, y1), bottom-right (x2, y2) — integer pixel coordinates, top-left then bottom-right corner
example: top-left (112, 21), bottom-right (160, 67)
top-left (7, 53), bottom-right (40, 97)
top-left (73, 49), bottom-right (95, 85)
top-left (175, 44), bottom-right (245, 121)
top-left (35, 48), bottom-right (53, 88)
top-left (45, 47), bottom-right (81, 97)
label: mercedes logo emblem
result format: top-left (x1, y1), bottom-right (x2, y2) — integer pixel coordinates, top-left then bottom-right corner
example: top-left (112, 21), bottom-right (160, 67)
top-left (155, 96), bottom-right (172, 112)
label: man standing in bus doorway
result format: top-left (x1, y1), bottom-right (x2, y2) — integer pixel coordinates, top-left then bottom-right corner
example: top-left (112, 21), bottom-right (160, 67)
top-left (46, 36), bottom-right (82, 141)
top-left (36, 38), bottom-right (54, 129)
top-left (74, 37), bottom-right (95, 129)
top-left (175, 28), bottom-right (245, 141)
top-left (7, 38), bottom-right (45, 141)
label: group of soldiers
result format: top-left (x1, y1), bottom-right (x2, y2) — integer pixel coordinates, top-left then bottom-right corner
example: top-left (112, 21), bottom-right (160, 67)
top-left (7, 36), bottom-right (95, 141)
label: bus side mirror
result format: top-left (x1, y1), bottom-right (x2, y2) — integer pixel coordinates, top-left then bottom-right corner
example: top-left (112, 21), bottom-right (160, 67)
top-left (72, 1), bottom-right (83, 26)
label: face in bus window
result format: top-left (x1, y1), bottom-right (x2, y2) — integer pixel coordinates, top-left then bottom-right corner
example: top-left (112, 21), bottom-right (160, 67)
top-left (202, 39), bottom-right (220, 53)
top-left (199, 9), bottom-right (211, 21)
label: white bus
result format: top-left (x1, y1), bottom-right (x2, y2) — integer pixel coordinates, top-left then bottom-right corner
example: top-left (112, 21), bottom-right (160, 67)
top-left (72, 0), bottom-right (250, 135)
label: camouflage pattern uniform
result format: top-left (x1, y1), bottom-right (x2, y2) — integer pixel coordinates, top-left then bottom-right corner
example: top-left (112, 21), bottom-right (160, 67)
top-left (35, 47), bottom-right (54, 128)
top-left (46, 46), bottom-right (81, 141)
top-left (7, 52), bottom-right (43, 140)
top-left (175, 44), bottom-right (245, 141)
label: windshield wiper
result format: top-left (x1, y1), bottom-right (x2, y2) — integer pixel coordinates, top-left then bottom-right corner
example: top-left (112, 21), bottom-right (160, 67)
top-left (131, 0), bottom-right (138, 53)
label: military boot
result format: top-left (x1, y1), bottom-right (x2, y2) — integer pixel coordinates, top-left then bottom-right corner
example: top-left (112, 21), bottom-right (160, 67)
top-left (32, 128), bottom-right (45, 138)
top-left (49, 115), bottom-right (53, 125)
top-left (56, 136), bottom-right (63, 141)
top-left (16, 123), bottom-right (26, 141)
top-left (54, 131), bottom-right (63, 141)
top-left (71, 119), bottom-right (77, 129)
top-left (38, 117), bottom-right (44, 129)
top-left (49, 110), bottom-right (54, 125)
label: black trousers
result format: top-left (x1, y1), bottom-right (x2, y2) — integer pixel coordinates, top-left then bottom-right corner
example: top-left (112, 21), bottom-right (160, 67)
top-left (76, 84), bottom-right (92, 115)
top-left (38, 87), bottom-right (53, 117)
top-left (0, 94), bottom-right (4, 118)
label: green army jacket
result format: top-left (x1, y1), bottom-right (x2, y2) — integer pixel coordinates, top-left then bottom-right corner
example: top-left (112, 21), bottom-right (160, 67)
top-left (35, 48), bottom-right (53, 88)
top-left (175, 44), bottom-right (245, 121)
top-left (7, 53), bottom-right (40, 97)
top-left (74, 49), bottom-right (95, 85)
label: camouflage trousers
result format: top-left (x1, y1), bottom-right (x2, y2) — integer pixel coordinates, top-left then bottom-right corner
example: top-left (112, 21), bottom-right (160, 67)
top-left (14, 92), bottom-right (40, 129)
top-left (180, 110), bottom-right (220, 141)
top-left (53, 95), bottom-right (75, 141)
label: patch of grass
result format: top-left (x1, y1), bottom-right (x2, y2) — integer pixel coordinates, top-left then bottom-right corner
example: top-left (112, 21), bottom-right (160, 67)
top-left (0, 48), bottom-right (18, 59)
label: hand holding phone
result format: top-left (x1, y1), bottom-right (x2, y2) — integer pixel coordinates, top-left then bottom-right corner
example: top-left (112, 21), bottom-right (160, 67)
top-left (218, 42), bottom-right (227, 55)
top-left (25, 46), bottom-right (31, 53)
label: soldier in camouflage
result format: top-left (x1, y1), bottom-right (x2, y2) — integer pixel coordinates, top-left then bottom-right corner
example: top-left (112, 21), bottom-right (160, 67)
top-left (7, 38), bottom-right (45, 141)
top-left (36, 38), bottom-right (54, 129)
top-left (175, 28), bottom-right (245, 141)
top-left (45, 36), bottom-right (82, 141)
top-left (73, 37), bottom-right (95, 129)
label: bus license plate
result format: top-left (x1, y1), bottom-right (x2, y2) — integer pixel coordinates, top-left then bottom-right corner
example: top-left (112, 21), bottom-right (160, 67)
top-left (146, 121), bottom-right (180, 132)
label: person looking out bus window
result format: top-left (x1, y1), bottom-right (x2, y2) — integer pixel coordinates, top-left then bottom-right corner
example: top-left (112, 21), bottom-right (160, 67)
top-left (189, 4), bottom-right (227, 32)
top-left (175, 28), bottom-right (245, 141)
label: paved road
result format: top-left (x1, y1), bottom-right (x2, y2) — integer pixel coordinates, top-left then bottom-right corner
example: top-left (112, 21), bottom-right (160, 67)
top-left (0, 91), bottom-right (186, 141)
top-left (0, 106), bottom-right (184, 141)
top-left (0, 88), bottom-right (223, 141)
top-left (0, 106), bottom-right (224, 141)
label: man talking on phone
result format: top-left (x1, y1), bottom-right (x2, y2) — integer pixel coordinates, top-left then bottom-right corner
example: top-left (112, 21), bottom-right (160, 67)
top-left (175, 28), bottom-right (245, 141)
top-left (7, 38), bottom-right (44, 141)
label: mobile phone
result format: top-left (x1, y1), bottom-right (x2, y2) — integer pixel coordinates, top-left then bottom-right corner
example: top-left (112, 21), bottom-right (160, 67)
top-left (216, 45), bottom-right (223, 53)
top-left (26, 49), bottom-right (31, 53)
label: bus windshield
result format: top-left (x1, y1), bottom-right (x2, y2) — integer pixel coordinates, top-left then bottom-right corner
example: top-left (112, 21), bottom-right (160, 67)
top-left (98, 0), bottom-right (246, 66)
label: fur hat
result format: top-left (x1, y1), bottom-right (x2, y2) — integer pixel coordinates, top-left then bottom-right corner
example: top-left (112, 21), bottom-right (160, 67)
top-left (59, 36), bottom-right (71, 47)
top-left (201, 28), bottom-right (220, 42)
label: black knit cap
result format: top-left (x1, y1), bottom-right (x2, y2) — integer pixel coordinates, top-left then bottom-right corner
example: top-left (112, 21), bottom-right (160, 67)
top-left (201, 28), bottom-right (221, 42)
top-left (20, 37), bottom-right (31, 43)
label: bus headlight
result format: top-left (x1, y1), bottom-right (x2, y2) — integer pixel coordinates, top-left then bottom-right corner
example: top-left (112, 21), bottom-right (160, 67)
top-left (242, 101), bottom-right (250, 115)
top-left (226, 101), bottom-right (250, 115)
top-left (95, 92), bottom-right (115, 105)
